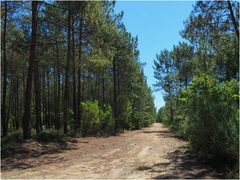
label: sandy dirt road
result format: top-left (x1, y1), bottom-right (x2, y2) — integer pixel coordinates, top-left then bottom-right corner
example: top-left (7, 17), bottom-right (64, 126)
top-left (1, 123), bottom-right (221, 179)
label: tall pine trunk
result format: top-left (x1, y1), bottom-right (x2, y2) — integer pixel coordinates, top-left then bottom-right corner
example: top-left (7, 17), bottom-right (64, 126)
top-left (15, 79), bottom-right (19, 129)
top-left (227, 0), bottom-right (239, 41)
top-left (55, 40), bottom-right (61, 130)
top-left (113, 57), bottom-right (117, 131)
top-left (34, 59), bottom-right (42, 133)
top-left (77, 10), bottom-right (83, 130)
top-left (63, 4), bottom-right (72, 134)
top-left (23, 1), bottom-right (38, 139)
top-left (72, 20), bottom-right (77, 126)
top-left (42, 70), bottom-right (47, 128)
top-left (102, 72), bottom-right (105, 105)
top-left (2, 1), bottom-right (8, 136)
top-left (46, 69), bottom-right (51, 128)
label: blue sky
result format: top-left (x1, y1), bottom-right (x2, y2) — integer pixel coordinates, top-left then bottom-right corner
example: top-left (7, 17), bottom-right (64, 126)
top-left (115, 1), bottom-right (194, 110)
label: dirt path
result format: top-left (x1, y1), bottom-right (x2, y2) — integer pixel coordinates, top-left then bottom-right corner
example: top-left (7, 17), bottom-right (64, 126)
top-left (1, 123), bottom-right (221, 179)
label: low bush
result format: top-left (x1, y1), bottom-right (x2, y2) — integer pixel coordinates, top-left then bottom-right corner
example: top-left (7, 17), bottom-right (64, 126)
top-left (81, 100), bottom-right (114, 136)
top-left (36, 129), bottom-right (65, 142)
top-left (117, 96), bottom-right (133, 130)
top-left (1, 130), bottom-right (23, 158)
top-left (159, 74), bottom-right (239, 174)
top-left (99, 104), bottom-right (115, 135)
top-left (181, 75), bottom-right (239, 162)
top-left (1, 130), bottom-right (23, 145)
top-left (81, 100), bottom-right (101, 136)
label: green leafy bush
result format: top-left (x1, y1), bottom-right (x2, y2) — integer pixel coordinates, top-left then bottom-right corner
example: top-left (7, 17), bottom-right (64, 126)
top-left (81, 101), bottom-right (115, 136)
top-left (99, 104), bottom-right (115, 135)
top-left (36, 129), bottom-right (65, 142)
top-left (68, 108), bottom-right (76, 131)
top-left (160, 74), bottom-right (239, 168)
top-left (117, 96), bottom-right (133, 130)
top-left (81, 100), bottom-right (101, 136)
top-left (1, 130), bottom-right (23, 145)
top-left (143, 111), bottom-right (155, 127)
top-left (1, 130), bottom-right (23, 158)
top-left (181, 75), bottom-right (239, 163)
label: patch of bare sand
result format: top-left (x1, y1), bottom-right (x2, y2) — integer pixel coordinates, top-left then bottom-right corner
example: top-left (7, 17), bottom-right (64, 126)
top-left (1, 123), bottom-right (222, 179)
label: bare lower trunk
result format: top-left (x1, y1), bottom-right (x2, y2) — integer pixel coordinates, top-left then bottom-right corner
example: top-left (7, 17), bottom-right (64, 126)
top-left (63, 4), bottom-right (72, 134)
top-left (34, 61), bottom-right (42, 133)
top-left (23, 1), bottom-right (38, 139)
top-left (2, 1), bottom-right (8, 136)
top-left (227, 0), bottom-right (239, 41)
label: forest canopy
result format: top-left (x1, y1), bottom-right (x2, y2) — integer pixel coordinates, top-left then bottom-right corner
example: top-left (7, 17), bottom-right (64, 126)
top-left (154, 0), bottom-right (239, 175)
top-left (1, 1), bottom-right (156, 139)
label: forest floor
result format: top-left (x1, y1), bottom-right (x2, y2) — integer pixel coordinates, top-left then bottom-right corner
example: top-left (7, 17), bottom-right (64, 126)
top-left (1, 123), bottom-right (223, 179)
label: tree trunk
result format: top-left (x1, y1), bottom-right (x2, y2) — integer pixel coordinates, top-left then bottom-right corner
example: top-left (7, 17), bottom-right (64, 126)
top-left (2, 1), bottom-right (8, 136)
top-left (46, 69), bottom-right (51, 129)
top-left (95, 78), bottom-right (98, 100)
top-left (72, 19), bottom-right (77, 126)
top-left (227, 0), bottom-right (239, 41)
top-left (55, 40), bottom-right (61, 130)
top-left (77, 10), bottom-right (83, 130)
top-left (102, 72), bottom-right (105, 105)
top-left (7, 76), bottom-right (13, 131)
top-left (23, 1), bottom-right (38, 139)
top-left (117, 69), bottom-right (120, 96)
top-left (113, 56), bottom-right (117, 131)
top-left (34, 59), bottom-right (42, 133)
top-left (63, 4), bottom-right (72, 134)
top-left (42, 70), bottom-right (47, 128)
top-left (170, 97), bottom-right (174, 127)
top-left (184, 77), bottom-right (188, 89)
top-left (15, 79), bottom-right (19, 129)
top-left (53, 48), bottom-right (57, 129)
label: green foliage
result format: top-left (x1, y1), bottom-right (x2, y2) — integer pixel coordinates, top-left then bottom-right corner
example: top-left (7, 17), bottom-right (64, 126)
top-left (81, 100), bottom-right (115, 136)
top-left (156, 108), bottom-right (162, 122)
top-left (117, 96), bottom-right (133, 130)
top-left (181, 75), bottom-right (239, 161)
top-left (2, 1), bottom-right (156, 140)
top-left (99, 104), bottom-right (115, 135)
top-left (157, 107), bottom-right (166, 123)
top-left (36, 129), bottom-right (65, 143)
top-left (1, 130), bottom-right (23, 145)
top-left (160, 74), bottom-right (239, 162)
top-left (68, 108), bottom-right (76, 131)
top-left (81, 100), bottom-right (101, 136)
top-left (1, 130), bottom-right (23, 158)
top-left (154, 1), bottom-right (239, 176)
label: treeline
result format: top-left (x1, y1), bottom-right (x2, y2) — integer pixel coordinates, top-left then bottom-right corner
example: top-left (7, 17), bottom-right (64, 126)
top-left (154, 1), bottom-right (239, 176)
top-left (1, 1), bottom-right (156, 139)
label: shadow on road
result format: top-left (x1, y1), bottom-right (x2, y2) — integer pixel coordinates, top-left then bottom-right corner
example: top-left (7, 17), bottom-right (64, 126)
top-left (136, 148), bottom-right (223, 179)
top-left (143, 130), bottom-right (179, 138)
top-left (143, 130), bottom-right (169, 134)
top-left (1, 140), bottom-right (75, 171)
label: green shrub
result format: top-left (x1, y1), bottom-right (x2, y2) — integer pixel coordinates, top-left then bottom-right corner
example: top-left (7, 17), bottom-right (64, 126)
top-left (81, 101), bottom-right (100, 136)
top-left (68, 108), bottom-right (77, 131)
top-left (1, 130), bottom-right (23, 158)
top-left (117, 96), bottom-right (133, 130)
top-left (1, 130), bottom-right (23, 145)
top-left (161, 74), bottom-right (239, 170)
top-left (181, 75), bottom-right (239, 162)
top-left (36, 129), bottom-right (65, 142)
top-left (67, 130), bottom-right (81, 138)
top-left (143, 112), bottom-right (155, 127)
top-left (81, 101), bottom-right (116, 136)
top-left (156, 108), bottom-right (163, 122)
top-left (99, 104), bottom-right (115, 135)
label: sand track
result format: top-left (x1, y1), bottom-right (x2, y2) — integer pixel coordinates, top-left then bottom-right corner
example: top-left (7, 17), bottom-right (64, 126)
top-left (1, 123), bottom-right (221, 179)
